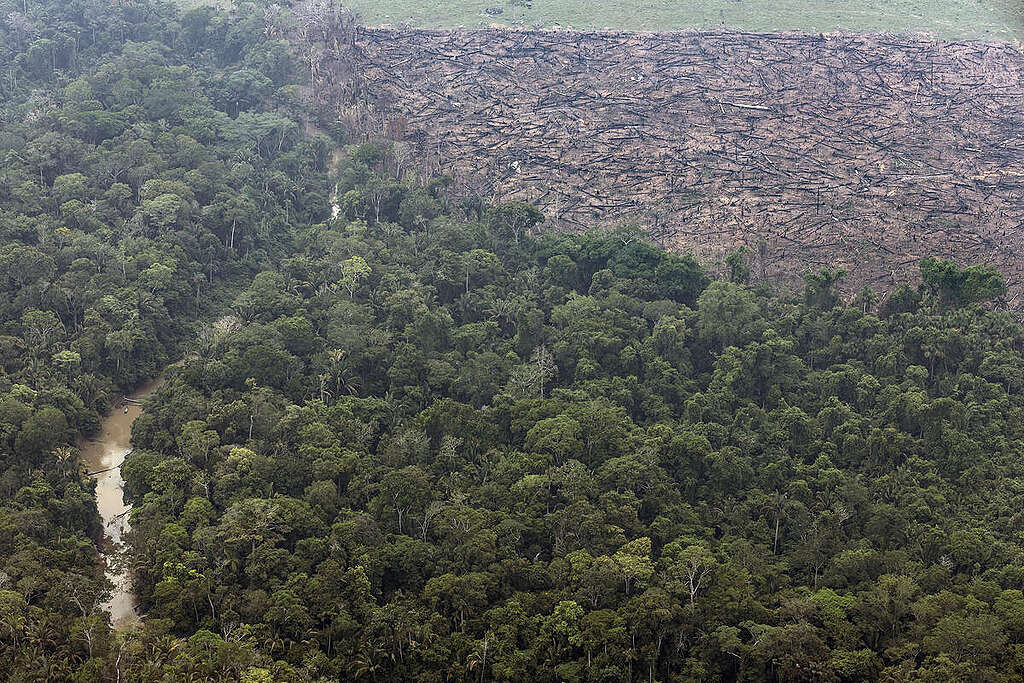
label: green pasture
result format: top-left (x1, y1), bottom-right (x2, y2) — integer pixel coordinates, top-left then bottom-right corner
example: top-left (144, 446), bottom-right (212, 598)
top-left (343, 0), bottom-right (1022, 41)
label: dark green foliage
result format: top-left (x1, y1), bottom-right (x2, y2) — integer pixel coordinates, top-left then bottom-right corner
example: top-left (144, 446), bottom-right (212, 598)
top-left (0, 0), bottom-right (326, 678)
top-left (725, 246), bottom-right (752, 285)
top-left (119, 185), bottom-right (1024, 682)
top-left (803, 268), bottom-right (847, 310)
top-left (920, 257), bottom-right (1007, 308)
top-left (2, 1), bottom-right (1023, 681)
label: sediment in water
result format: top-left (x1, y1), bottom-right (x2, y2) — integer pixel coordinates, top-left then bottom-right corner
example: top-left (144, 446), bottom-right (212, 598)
top-left (78, 376), bottom-right (165, 630)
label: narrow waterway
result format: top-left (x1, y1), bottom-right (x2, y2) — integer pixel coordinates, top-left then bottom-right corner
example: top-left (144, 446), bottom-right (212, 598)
top-left (79, 375), bottom-right (166, 630)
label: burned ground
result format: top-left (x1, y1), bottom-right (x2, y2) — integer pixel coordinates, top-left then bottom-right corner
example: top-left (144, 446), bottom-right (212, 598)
top-left (328, 28), bottom-right (1024, 299)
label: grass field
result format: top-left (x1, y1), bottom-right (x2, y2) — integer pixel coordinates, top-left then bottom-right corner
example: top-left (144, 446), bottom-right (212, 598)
top-left (343, 0), bottom-right (1023, 41)
top-left (174, 0), bottom-right (232, 8)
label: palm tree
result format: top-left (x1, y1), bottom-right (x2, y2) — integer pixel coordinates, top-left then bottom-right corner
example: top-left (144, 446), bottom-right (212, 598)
top-left (466, 632), bottom-right (492, 683)
top-left (486, 295), bottom-right (523, 334)
top-left (327, 348), bottom-right (361, 398)
top-left (350, 640), bottom-right (388, 680)
top-left (51, 446), bottom-right (77, 479)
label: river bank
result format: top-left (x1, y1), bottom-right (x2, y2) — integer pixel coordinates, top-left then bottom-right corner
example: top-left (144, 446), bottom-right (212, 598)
top-left (78, 375), bottom-right (167, 630)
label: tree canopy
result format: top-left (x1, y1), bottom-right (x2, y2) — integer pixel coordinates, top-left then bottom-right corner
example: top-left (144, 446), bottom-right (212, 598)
top-left (1, 1), bottom-right (1022, 681)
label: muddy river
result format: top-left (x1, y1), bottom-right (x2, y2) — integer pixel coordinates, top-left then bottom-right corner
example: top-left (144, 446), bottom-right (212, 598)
top-left (78, 375), bottom-right (165, 630)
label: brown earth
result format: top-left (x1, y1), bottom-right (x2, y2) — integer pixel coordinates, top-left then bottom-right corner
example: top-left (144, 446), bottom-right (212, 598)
top-left (79, 375), bottom-right (166, 630)
top-left (323, 28), bottom-right (1024, 300)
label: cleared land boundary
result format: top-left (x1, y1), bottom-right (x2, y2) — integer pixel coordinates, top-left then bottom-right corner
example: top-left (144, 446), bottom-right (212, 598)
top-left (324, 28), bottom-right (1024, 298)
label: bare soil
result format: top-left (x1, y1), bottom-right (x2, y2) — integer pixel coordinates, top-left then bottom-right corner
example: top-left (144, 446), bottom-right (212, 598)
top-left (326, 28), bottom-right (1024, 300)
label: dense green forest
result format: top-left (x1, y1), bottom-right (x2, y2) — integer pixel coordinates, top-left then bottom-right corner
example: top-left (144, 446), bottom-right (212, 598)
top-left (3, 1), bottom-right (1024, 682)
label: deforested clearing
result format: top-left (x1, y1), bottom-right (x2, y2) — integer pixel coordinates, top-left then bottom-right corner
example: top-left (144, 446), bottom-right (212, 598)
top-left (325, 28), bottom-right (1024, 297)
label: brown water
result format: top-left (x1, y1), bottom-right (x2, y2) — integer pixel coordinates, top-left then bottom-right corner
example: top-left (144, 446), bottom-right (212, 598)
top-left (79, 375), bottom-right (166, 630)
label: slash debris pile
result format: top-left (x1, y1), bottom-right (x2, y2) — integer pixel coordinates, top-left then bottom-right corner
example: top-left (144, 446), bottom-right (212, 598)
top-left (327, 28), bottom-right (1024, 298)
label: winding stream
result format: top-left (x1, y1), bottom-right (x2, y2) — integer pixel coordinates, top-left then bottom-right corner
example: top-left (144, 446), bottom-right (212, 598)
top-left (79, 375), bottom-right (166, 630)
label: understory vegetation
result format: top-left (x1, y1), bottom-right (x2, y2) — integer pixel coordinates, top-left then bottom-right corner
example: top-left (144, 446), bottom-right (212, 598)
top-left (2, 1), bottom-right (1024, 682)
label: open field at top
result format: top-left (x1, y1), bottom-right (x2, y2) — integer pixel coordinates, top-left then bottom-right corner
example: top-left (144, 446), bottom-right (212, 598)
top-left (172, 0), bottom-right (1024, 42)
top-left (173, 0), bottom-right (232, 9)
top-left (321, 28), bottom-right (1024, 298)
top-left (348, 0), bottom-right (1024, 41)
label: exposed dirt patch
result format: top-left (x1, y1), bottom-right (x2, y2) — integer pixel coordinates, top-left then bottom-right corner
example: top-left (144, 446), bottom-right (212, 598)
top-left (326, 28), bottom-right (1024, 299)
